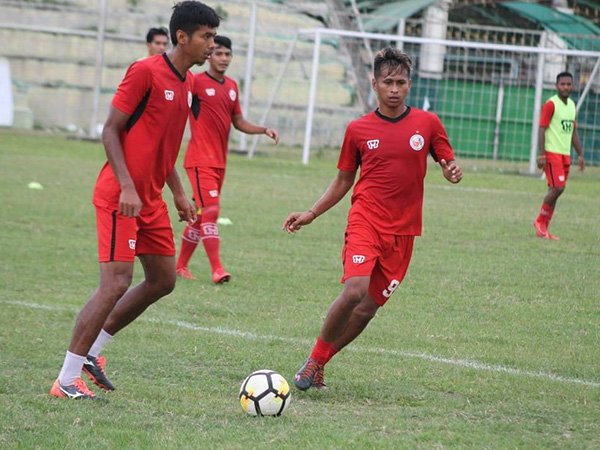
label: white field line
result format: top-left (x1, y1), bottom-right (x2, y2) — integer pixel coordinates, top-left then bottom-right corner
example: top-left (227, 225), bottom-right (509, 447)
top-left (4, 299), bottom-right (599, 389)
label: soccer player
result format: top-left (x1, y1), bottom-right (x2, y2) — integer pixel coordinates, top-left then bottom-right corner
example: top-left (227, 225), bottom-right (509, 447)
top-left (176, 35), bottom-right (279, 284)
top-left (146, 27), bottom-right (169, 56)
top-left (50, 1), bottom-right (220, 400)
top-left (283, 48), bottom-right (462, 391)
top-left (534, 71), bottom-right (585, 240)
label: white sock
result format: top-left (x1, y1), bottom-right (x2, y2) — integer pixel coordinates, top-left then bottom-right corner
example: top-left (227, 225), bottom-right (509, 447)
top-left (88, 329), bottom-right (113, 358)
top-left (58, 351), bottom-right (86, 386)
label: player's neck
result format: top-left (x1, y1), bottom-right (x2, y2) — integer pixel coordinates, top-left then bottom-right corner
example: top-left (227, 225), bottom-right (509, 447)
top-left (165, 48), bottom-right (192, 78)
top-left (207, 68), bottom-right (226, 82)
top-left (378, 103), bottom-right (407, 119)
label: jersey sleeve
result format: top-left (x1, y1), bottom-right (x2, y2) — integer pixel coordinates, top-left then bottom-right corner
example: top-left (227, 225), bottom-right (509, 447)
top-left (428, 113), bottom-right (454, 163)
top-left (539, 100), bottom-right (554, 128)
top-left (231, 80), bottom-right (242, 116)
top-left (112, 62), bottom-right (153, 116)
top-left (337, 123), bottom-right (359, 171)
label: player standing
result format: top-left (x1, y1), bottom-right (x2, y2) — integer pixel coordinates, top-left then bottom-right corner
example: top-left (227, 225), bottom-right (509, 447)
top-left (283, 48), bottom-right (462, 391)
top-left (50, 1), bottom-right (220, 400)
top-left (146, 27), bottom-right (169, 57)
top-left (176, 35), bottom-right (278, 283)
top-left (534, 71), bottom-right (585, 240)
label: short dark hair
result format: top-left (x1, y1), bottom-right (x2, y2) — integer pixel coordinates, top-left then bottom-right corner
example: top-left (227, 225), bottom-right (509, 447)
top-left (169, 1), bottom-right (221, 46)
top-left (214, 35), bottom-right (232, 51)
top-left (556, 71), bottom-right (573, 83)
top-left (373, 47), bottom-right (412, 79)
top-left (146, 27), bottom-right (169, 44)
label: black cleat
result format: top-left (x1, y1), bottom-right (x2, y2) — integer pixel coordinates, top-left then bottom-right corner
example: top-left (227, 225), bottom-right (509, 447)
top-left (83, 355), bottom-right (115, 391)
top-left (294, 358), bottom-right (323, 391)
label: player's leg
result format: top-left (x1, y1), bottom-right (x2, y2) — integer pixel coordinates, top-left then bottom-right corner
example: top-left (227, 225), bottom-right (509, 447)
top-left (52, 208), bottom-right (137, 399)
top-left (177, 167), bottom-right (204, 279)
top-left (535, 153), bottom-right (567, 239)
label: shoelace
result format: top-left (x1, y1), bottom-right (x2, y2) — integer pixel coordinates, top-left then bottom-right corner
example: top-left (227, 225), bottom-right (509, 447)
top-left (298, 359), bottom-right (320, 379)
top-left (74, 378), bottom-right (95, 397)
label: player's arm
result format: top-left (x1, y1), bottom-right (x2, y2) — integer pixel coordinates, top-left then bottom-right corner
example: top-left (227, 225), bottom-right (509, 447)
top-left (440, 159), bottom-right (462, 184)
top-left (572, 126), bottom-right (585, 172)
top-left (537, 101), bottom-right (554, 169)
top-left (430, 114), bottom-right (462, 184)
top-left (166, 169), bottom-right (196, 224)
top-left (231, 114), bottom-right (279, 144)
top-left (102, 106), bottom-right (142, 217)
top-left (283, 169), bottom-right (356, 233)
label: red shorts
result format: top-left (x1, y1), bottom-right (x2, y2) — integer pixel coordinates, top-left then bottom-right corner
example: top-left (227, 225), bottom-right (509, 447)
top-left (185, 166), bottom-right (225, 212)
top-left (341, 224), bottom-right (415, 306)
top-left (95, 202), bottom-right (175, 262)
top-left (544, 152), bottom-right (571, 188)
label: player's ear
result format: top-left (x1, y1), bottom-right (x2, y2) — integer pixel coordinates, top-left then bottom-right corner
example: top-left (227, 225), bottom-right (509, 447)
top-left (371, 77), bottom-right (376, 91)
top-left (175, 29), bottom-right (189, 46)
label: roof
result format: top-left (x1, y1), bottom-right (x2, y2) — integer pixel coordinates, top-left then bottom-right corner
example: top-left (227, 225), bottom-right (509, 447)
top-left (501, 1), bottom-right (600, 51)
top-left (363, 0), bottom-right (438, 32)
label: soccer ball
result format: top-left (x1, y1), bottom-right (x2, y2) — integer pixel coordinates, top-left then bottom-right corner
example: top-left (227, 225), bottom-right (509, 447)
top-left (239, 370), bottom-right (291, 417)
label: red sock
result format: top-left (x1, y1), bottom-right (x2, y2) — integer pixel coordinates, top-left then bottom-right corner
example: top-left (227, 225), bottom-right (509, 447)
top-left (325, 345), bottom-right (339, 364)
top-left (177, 220), bottom-right (202, 269)
top-left (538, 203), bottom-right (554, 228)
top-left (309, 337), bottom-right (334, 365)
top-left (199, 205), bottom-right (222, 272)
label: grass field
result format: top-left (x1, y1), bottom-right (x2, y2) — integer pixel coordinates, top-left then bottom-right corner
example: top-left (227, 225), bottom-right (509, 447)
top-left (1, 130), bottom-right (599, 449)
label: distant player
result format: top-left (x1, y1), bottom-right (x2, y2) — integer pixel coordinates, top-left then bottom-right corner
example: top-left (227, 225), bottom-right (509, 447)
top-left (50, 1), bottom-right (220, 400)
top-left (176, 35), bottom-right (278, 284)
top-left (534, 71), bottom-right (585, 240)
top-left (146, 27), bottom-right (169, 56)
top-left (283, 48), bottom-right (462, 391)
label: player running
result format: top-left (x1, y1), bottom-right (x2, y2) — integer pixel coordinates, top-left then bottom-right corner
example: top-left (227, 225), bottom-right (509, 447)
top-left (533, 71), bottom-right (585, 240)
top-left (283, 48), bottom-right (462, 391)
top-left (50, 1), bottom-right (220, 400)
top-left (176, 35), bottom-right (278, 284)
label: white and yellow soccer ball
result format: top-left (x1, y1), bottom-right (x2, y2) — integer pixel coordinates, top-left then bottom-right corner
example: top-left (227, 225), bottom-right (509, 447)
top-left (239, 370), bottom-right (291, 417)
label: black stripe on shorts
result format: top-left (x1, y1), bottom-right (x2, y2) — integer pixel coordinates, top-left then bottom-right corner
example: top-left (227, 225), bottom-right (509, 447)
top-left (109, 210), bottom-right (118, 262)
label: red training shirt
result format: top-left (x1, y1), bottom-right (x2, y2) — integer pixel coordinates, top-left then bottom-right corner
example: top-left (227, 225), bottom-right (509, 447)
top-left (337, 107), bottom-right (455, 236)
top-left (93, 54), bottom-right (193, 213)
top-left (184, 72), bottom-right (242, 169)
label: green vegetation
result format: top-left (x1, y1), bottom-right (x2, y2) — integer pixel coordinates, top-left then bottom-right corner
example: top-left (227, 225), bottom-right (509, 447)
top-left (1, 130), bottom-right (599, 449)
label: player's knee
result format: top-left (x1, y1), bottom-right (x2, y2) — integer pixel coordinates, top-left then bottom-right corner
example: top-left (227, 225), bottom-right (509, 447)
top-left (343, 283), bottom-right (369, 306)
top-left (147, 275), bottom-right (176, 298)
top-left (100, 272), bottom-right (132, 300)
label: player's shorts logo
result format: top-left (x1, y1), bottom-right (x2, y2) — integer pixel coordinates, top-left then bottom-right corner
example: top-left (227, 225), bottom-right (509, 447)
top-left (128, 239), bottom-right (136, 250)
top-left (187, 91), bottom-right (192, 108)
top-left (205, 88), bottom-right (216, 96)
top-left (209, 189), bottom-right (218, 198)
top-left (366, 139), bottom-right (379, 150)
top-left (229, 89), bottom-right (237, 101)
top-left (409, 133), bottom-right (424, 151)
top-left (164, 90), bottom-right (174, 101)
top-left (558, 175), bottom-right (565, 182)
top-left (352, 255), bottom-right (366, 264)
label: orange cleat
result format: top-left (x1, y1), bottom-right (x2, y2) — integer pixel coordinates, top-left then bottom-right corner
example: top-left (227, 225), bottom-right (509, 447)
top-left (212, 268), bottom-right (231, 284)
top-left (533, 219), bottom-right (548, 238)
top-left (50, 377), bottom-right (97, 400)
top-left (176, 266), bottom-right (196, 280)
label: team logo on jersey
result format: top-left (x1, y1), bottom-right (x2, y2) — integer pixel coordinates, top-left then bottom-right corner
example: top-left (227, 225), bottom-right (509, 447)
top-left (205, 88), bottom-right (216, 96)
top-left (561, 119), bottom-right (574, 133)
top-left (409, 133), bottom-right (425, 151)
top-left (164, 90), bottom-right (174, 101)
top-left (352, 255), bottom-right (366, 264)
top-left (128, 239), bottom-right (136, 250)
top-left (187, 91), bottom-right (192, 108)
top-left (366, 139), bottom-right (379, 150)
top-left (229, 89), bottom-right (237, 101)
top-left (209, 189), bottom-right (219, 198)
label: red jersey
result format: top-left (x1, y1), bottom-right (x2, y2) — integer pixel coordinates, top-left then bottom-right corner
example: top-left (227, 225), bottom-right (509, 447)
top-left (93, 54), bottom-right (193, 213)
top-left (184, 72), bottom-right (242, 169)
top-left (337, 108), bottom-right (454, 236)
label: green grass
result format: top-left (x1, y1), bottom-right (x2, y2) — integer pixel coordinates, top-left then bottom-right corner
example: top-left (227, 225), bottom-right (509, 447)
top-left (1, 130), bottom-right (599, 449)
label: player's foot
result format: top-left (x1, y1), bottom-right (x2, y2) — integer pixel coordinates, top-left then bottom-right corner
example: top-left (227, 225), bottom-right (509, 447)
top-left (533, 219), bottom-right (548, 238)
top-left (313, 365), bottom-right (327, 390)
top-left (546, 232), bottom-right (560, 240)
top-left (83, 355), bottom-right (115, 391)
top-left (294, 358), bottom-right (324, 391)
top-left (212, 268), bottom-right (231, 284)
top-left (50, 377), bottom-right (97, 400)
top-left (176, 266), bottom-right (196, 280)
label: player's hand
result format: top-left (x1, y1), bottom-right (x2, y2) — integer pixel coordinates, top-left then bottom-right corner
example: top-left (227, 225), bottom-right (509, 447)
top-left (440, 159), bottom-right (462, 184)
top-left (537, 155), bottom-right (546, 170)
top-left (174, 194), bottom-right (197, 224)
top-left (119, 186), bottom-right (143, 217)
top-left (577, 154), bottom-right (585, 172)
top-left (282, 210), bottom-right (316, 233)
top-left (265, 128), bottom-right (279, 145)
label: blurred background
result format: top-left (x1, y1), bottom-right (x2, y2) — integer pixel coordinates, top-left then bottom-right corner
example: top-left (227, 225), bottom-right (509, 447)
top-left (0, 0), bottom-right (599, 170)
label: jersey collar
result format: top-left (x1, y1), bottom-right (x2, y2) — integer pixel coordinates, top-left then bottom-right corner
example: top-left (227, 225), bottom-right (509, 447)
top-left (375, 106), bottom-right (411, 123)
top-left (205, 71), bottom-right (226, 85)
top-left (162, 53), bottom-right (186, 82)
